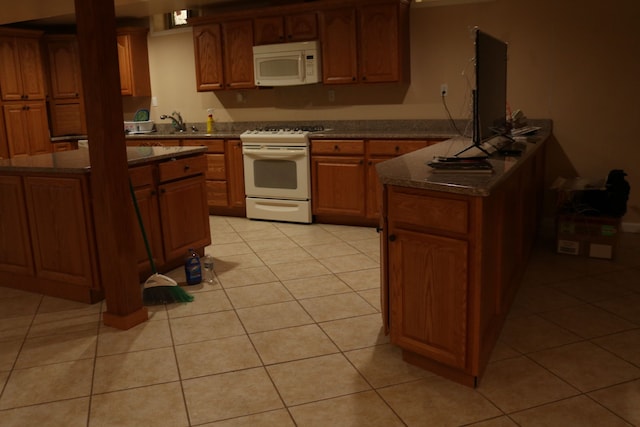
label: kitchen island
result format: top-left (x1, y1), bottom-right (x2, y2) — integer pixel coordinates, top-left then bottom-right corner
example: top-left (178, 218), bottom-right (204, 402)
top-left (376, 126), bottom-right (550, 387)
top-left (0, 146), bottom-right (211, 304)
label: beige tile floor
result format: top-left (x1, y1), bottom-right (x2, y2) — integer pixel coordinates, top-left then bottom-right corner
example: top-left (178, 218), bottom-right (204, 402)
top-left (1, 215), bottom-right (639, 426)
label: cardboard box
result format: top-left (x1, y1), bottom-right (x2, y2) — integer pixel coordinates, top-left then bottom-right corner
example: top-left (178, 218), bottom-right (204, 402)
top-left (556, 214), bottom-right (621, 259)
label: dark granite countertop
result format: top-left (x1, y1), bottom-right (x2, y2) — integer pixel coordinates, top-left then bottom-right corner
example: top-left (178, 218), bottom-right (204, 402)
top-left (376, 122), bottom-right (551, 197)
top-left (53, 120), bottom-right (469, 142)
top-left (51, 119), bottom-right (552, 143)
top-left (0, 146), bottom-right (206, 174)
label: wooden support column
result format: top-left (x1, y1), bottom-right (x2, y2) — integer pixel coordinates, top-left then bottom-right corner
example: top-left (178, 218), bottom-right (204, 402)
top-left (74, 0), bottom-right (148, 329)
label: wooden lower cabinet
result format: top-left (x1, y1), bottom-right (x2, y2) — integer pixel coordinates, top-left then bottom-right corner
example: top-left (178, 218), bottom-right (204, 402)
top-left (225, 139), bottom-right (245, 209)
top-left (182, 139), bottom-right (228, 207)
top-left (312, 138), bottom-right (442, 224)
top-left (129, 165), bottom-right (164, 275)
top-left (388, 214), bottom-right (469, 370)
top-left (0, 153), bottom-right (211, 303)
top-left (311, 139), bottom-right (366, 218)
top-left (3, 102), bottom-right (51, 157)
top-left (0, 176), bottom-right (34, 275)
top-left (159, 175), bottom-right (211, 261)
top-left (180, 138), bottom-right (245, 214)
top-left (381, 144), bottom-right (546, 387)
top-left (312, 155), bottom-right (365, 216)
top-left (24, 175), bottom-right (98, 288)
top-left (366, 139), bottom-right (443, 219)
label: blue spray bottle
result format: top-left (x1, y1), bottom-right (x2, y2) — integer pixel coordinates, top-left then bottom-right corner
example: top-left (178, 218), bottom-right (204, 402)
top-left (184, 248), bottom-right (202, 285)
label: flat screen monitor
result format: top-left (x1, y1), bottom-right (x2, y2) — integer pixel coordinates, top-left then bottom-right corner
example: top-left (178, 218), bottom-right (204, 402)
top-left (473, 29), bottom-right (508, 145)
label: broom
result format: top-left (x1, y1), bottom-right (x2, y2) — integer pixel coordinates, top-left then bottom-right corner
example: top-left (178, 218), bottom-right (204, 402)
top-left (129, 181), bottom-right (194, 305)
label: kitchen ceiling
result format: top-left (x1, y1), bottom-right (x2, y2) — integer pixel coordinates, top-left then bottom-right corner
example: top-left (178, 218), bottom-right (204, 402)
top-left (1, 0), bottom-right (494, 26)
top-left (0, 0), bottom-right (292, 26)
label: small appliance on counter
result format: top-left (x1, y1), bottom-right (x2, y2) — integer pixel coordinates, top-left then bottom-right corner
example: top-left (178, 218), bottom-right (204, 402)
top-left (124, 109), bottom-right (154, 134)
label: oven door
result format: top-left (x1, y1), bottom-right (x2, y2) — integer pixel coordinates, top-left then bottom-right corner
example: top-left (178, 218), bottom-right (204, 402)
top-left (242, 144), bottom-right (310, 200)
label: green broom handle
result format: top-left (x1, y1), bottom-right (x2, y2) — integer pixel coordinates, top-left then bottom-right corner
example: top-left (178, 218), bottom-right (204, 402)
top-left (129, 180), bottom-right (158, 274)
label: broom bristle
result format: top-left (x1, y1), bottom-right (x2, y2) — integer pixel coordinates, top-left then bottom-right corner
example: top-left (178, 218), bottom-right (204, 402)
top-left (143, 286), bottom-right (194, 305)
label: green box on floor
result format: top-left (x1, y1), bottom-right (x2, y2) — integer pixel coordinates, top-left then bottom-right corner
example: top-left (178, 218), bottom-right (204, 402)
top-left (556, 214), bottom-right (621, 259)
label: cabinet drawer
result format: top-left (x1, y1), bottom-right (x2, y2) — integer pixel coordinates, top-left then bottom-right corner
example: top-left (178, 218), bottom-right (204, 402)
top-left (158, 155), bottom-right (207, 183)
top-left (52, 141), bottom-right (78, 152)
top-left (206, 153), bottom-right (226, 180)
top-left (312, 140), bottom-right (364, 155)
top-left (368, 140), bottom-right (428, 156)
top-left (389, 187), bottom-right (469, 235)
top-left (206, 180), bottom-right (228, 206)
top-left (183, 139), bottom-right (225, 153)
top-left (129, 165), bottom-right (154, 188)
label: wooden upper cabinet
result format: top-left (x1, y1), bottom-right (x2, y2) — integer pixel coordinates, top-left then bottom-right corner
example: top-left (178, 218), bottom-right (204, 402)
top-left (254, 16), bottom-right (285, 45)
top-left (320, 1), bottom-right (409, 85)
top-left (221, 20), bottom-right (255, 89)
top-left (45, 35), bottom-right (82, 99)
top-left (254, 12), bottom-right (318, 45)
top-left (0, 30), bottom-right (46, 101)
top-left (319, 8), bottom-right (358, 84)
top-left (45, 35), bottom-right (87, 136)
top-left (116, 27), bottom-right (151, 96)
top-left (286, 13), bottom-right (318, 42)
top-left (193, 20), bottom-right (254, 90)
top-left (191, 0), bottom-right (409, 88)
top-left (358, 3), bottom-right (399, 83)
top-left (193, 24), bottom-right (225, 91)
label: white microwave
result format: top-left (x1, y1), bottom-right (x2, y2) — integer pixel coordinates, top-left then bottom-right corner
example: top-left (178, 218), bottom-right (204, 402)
top-left (253, 41), bottom-right (322, 87)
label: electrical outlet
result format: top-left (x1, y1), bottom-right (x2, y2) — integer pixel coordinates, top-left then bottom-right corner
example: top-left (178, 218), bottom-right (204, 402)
top-left (440, 83), bottom-right (448, 97)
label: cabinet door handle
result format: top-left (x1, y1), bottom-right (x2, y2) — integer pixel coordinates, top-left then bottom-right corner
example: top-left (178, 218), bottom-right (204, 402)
top-left (160, 188), bottom-right (166, 194)
top-left (395, 146), bottom-right (400, 152)
top-left (334, 145), bottom-right (339, 151)
top-left (368, 160), bottom-right (372, 165)
top-left (389, 234), bottom-right (396, 242)
top-left (376, 226), bottom-right (383, 233)
top-left (184, 165), bottom-right (191, 172)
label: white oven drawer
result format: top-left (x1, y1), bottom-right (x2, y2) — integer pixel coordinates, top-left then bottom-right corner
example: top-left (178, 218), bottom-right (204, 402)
top-left (246, 197), bottom-right (311, 224)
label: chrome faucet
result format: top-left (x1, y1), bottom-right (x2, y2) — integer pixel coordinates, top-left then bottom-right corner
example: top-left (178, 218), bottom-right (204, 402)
top-left (160, 111), bottom-right (186, 132)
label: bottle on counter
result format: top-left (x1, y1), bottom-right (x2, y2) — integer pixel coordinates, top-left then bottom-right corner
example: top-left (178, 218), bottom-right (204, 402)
top-left (184, 248), bottom-right (202, 285)
top-left (206, 108), bottom-right (215, 133)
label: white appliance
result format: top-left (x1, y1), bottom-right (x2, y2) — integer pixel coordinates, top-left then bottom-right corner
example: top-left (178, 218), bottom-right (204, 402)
top-left (241, 128), bottom-right (316, 223)
top-left (253, 41), bottom-right (321, 87)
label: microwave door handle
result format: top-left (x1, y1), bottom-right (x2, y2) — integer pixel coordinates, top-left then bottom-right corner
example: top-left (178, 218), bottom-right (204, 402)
top-left (299, 53), bottom-right (305, 82)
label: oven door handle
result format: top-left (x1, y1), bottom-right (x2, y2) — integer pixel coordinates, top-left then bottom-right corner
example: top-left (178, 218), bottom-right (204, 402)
top-left (243, 149), bottom-right (307, 160)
